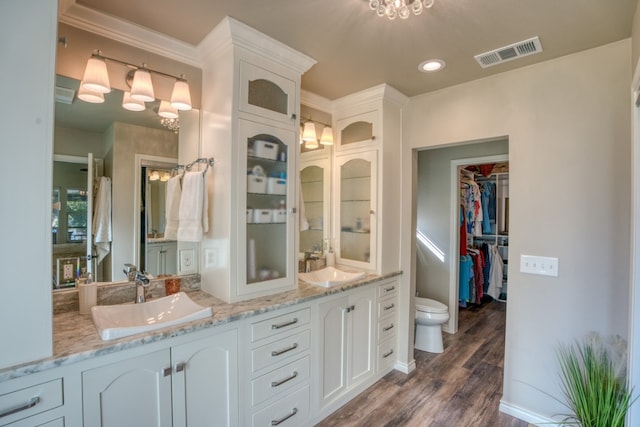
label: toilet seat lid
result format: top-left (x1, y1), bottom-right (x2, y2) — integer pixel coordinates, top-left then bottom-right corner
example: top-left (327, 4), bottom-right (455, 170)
top-left (416, 297), bottom-right (448, 314)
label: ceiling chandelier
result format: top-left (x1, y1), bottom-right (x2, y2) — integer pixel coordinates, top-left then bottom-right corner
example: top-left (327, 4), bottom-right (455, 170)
top-left (369, 0), bottom-right (434, 20)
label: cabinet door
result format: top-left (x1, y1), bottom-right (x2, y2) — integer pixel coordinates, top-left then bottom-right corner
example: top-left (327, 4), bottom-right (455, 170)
top-left (82, 349), bottom-right (172, 427)
top-left (347, 289), bottom-right (375, 386)
top-left (164, 242), bottom-right (178, 275)
top-left (299, 158), bottom-right (331, 254)
top-left (239, 119), bottom-right (296, 296)
top-left (239, 61), bottom-right (297, 125)
top-left (171, 329), bottom-right (238, 427)
top-left (335, 151), bottom-right (377, 271)
top-left (335, 110), bottom-right (378, 152)
top-left (146, 243), bottom-right (162, 276)
top-left (318, 296), bottom-right (348, 405)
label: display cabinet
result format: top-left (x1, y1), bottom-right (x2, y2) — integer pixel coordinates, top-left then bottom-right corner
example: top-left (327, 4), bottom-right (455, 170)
top-left (335, 110), bottom-right (378, 152)
top-left (240, 119), bottom-right (296, 297)
top-left (334, 151), bottom-right (377, 271)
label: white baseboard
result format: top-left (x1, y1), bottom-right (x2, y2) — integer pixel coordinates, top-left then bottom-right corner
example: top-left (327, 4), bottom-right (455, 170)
top-left (394, 358), bottom-right (416, 374)
top-left (499, 400), bottom-right (560, 426)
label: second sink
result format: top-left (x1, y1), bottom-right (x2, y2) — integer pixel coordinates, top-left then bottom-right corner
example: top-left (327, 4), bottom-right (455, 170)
top-left (299, 266), bottom-right (366, 288)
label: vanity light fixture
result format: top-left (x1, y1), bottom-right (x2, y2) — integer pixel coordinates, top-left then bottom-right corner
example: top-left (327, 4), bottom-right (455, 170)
top-left (158, 101), bottom-right (179, 119)
top-left (160, 172), bottom-right (171, 182)
top-left (320, 126), bottom-right (334, 145)
top-left (149, 171), bottom-right (160, 181)
top-left (122, 91), bottom-right (145, 111)
top-left (77, 81), bottom-right (105, 104)
top-left (302, 121), bottom-right (317, 142)
top-left (80, 50), bottom-right (193, 111)
top-left (419, 59), bottom-right (446, 72)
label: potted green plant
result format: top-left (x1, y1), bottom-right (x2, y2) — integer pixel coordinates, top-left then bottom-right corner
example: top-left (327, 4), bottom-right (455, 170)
top-left (556, 333), bottom-right (635, 426)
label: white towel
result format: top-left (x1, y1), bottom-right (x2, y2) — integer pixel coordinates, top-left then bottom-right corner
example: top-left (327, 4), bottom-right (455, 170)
top-left (299, 176), bottom-right (309, 232)
top-left (92, 176), bottom-right (112, 264)
top-left (163, 175), bottom-right (182, 240)
top-left (177, 171), bottom-right (208, 242)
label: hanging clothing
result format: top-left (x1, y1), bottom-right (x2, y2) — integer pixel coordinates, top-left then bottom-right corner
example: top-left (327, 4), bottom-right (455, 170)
top-left (487, 245), bottom-right (504, 299)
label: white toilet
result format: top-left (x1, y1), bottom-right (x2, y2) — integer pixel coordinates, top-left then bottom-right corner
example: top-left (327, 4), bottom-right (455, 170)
top-left (415, 297), bottom-right (450, 353)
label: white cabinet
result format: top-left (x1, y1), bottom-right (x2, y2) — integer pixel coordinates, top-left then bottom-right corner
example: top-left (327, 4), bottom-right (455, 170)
top-left (146, 241), bottom-right (177, 276)
top-left (318, 286), bottom-right (375, 407)
top-left (331, 84), bottom-right (408, 275)
top-left (199, 18), bottom-right (315, 303)
top-left (334, 151), bottom-right (378, 271)
top-left (0, 377), bottom-right (64, 427)
top-left (246, 306), bottom-right (312, 427)
top-left (82, 329), bottom-right (238, 427)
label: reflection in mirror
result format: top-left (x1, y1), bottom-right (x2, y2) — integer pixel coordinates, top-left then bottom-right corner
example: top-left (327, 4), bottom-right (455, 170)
top-left (140, 164), bottom-right (178, 276)
top-left (300, 165), bottom-right (324, 253)
top-left (54, 74), bottom-right (190, 284)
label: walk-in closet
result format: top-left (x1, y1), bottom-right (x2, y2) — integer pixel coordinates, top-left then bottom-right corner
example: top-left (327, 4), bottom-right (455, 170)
top-left (458, 162), bottom-right (509, 307)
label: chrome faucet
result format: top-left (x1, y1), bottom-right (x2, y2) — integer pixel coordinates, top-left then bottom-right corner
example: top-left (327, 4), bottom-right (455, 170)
top-left (304, 252), bottom-right (318, 273)
top-left (134, 271), bottom-right (151, 303)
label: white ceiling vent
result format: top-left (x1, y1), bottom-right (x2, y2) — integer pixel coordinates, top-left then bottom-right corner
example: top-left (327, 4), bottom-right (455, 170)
top-left (474, 36), bottom-right (543, 68)
top-left (55, 86), bottom-right (75, 104)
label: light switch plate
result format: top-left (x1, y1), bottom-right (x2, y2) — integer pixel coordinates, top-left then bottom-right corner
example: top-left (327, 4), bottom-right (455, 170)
top-left (520, 255), bottom-right (559, 277)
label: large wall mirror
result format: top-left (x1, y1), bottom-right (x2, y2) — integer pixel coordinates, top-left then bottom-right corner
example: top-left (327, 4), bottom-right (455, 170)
top-left (53, 75), bottom-right (197, 288)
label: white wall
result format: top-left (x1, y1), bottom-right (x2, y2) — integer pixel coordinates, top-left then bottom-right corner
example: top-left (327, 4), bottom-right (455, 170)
top-left (0, 0), bottom-right (57, 369)
top-left (400, 40), bottom-right (631, 422)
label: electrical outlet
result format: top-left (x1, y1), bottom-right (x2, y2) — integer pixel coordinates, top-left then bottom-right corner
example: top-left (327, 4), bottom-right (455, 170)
top-left (179, 249), bottom-right (196, 273)
top-left (520, 255), bottom-right (559, 277)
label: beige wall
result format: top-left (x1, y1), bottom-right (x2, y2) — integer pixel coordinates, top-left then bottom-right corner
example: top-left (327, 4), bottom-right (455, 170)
top-left (632, 0), bottom-right (640, 72)
top-left (400, 40), bottom-right (631, 421)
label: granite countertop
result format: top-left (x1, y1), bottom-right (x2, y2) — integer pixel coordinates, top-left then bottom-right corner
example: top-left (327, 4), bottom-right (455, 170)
top-left (0, 272), bottom-right (401, 382)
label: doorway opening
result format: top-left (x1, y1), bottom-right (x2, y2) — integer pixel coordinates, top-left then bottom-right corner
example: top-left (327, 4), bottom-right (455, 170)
top-left (415, 138), bottom-right (508, 334)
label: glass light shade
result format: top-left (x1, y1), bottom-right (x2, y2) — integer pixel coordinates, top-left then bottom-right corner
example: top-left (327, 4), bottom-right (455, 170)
top-left (77, 81), bottom-right (105, 104)
top-left (122, 91), bottom-right (145, 111)
top-left (302, 122), bottom-right (317, 142)
top-left (320, 126), bottom-right (334, 145)
top-left (158, 100), bottom-right (179, 119)
top-left (160, 172), bottom-right (171, 182)
top-left (82, 57), bottom-right (111, 93)
top-left (170, 79), bottom-right (192, 111)
top-left (305, 139), bottom-right (319, 149)
top-left (149, 171), bottom-right (160, 181)
top-left (130, 69), bottom-right (155, 102)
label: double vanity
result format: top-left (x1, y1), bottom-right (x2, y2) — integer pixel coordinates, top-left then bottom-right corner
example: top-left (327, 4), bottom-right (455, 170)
top-left (0, 271), bottom-right (400, 427)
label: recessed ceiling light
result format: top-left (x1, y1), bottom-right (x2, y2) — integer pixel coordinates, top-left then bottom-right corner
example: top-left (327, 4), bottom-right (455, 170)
top-left (419, 59), bottom-right (446, 73)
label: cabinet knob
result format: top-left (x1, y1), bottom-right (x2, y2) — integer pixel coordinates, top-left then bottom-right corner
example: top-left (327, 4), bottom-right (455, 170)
top-left (291, 113), bottom-right (297, 120)
top-left (370, 210), bottom-right (375, 215)
top-left (175, 362), bottom-right (186, 373)
top-left (163, 367), bottom-right (172, 377)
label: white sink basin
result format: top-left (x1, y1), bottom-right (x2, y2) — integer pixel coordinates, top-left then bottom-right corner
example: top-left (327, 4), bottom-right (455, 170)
top-left (299, 266), bottom-right (366, 288)
top-left (91, 292), bottom-right (213, 341)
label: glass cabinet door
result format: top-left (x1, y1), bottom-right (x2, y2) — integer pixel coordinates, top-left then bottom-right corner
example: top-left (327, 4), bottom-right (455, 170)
top-left (239, 61), bottom-right (297, 125)
top-left (240, 120), bottom-right (295, 292)
top-left (336, 152), bottom-right (377, 270)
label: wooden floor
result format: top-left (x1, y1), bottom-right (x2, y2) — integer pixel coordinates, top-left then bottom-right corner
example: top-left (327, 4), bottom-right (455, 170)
top-left (316, 300), bottom-right (532, 427)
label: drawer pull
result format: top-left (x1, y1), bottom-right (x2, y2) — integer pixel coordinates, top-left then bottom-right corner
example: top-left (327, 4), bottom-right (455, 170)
top-left (271, 343), bottom-right (298, 357)
top-left (383, 323), bottom-right (394, 331)
top-left (163, 367), bottom-right (172, 377)
top-left (383, 349), bottom-right (394, 358)
top-left (384, 303), bottom-right (395, 311)
top-left (271, 408), bottom-right (298, 426)
top-left (175, 362), bottom-right (186, 373)
top-left (271, 371), bottom-right (298, 387)
top-left (0, 396), bottom-right (40, 418)
top-left (384, 286), bottom-right (395, 292)
top-left (271, 318), bottom-right (298, 330)
top-left (346, 305), bottom-right (356, 313)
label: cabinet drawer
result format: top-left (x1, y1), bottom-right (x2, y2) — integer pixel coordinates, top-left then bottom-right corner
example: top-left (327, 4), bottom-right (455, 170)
top-left (252, 385), bottom-right (309, 427)
top-left (252, 330), bottom-right (310, 372)
top-left (377, 339), bottom-right (396, 372)
top-left (377, 318), bottom-right (397, 342)
top-left (251, 308), bottom-right (310, 342)
top-left (0, 379), bottom-right (62, 426)
top-left (377, 298), bottom-right (397, 319)
top-left (251, 355), bottom-right (310, 407)
top-left (377, 281), bottom-right (398, 299)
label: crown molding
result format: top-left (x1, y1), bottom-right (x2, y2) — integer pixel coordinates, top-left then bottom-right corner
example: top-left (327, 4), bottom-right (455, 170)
top-left (301, 90), bottom-right (332, 113)
top-left (332, 83), bottom-right (409, 112)
top-left (58, 0), bottom-right (201, 67)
